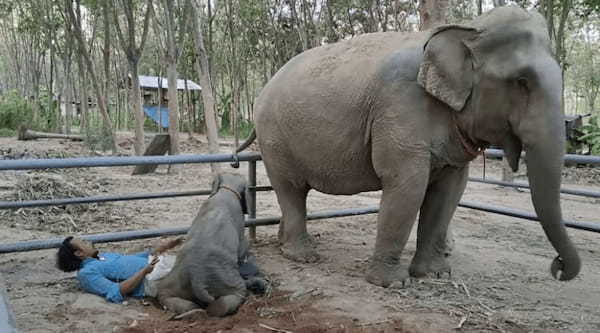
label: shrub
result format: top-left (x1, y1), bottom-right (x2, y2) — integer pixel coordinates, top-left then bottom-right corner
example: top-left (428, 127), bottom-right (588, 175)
top-left (579, 115), bottom-right (600, 156)
top-left (0, 91), bottom-right (34, 130)
top-left (0, 128), bottom-right (15, 137)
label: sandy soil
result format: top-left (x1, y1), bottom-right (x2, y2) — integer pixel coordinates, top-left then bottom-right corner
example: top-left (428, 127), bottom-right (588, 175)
top-left (0, 133), bottom-right (598, 333)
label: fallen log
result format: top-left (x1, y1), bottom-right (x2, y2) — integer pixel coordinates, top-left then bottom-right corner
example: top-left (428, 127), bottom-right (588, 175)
top-left (18, 127), bottom-right (84, 141)
top-left (132, 134), bottom-right (171, 175)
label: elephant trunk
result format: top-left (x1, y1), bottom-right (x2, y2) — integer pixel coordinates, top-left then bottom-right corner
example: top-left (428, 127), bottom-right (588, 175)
top-left (519, 78), bottom-right (581, 280)
top-left (525, 143), bottom-right (580, 280)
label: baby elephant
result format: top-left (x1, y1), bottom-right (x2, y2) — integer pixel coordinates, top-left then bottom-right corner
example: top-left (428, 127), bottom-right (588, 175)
top-left (156, 173), bottom-right (267, 316)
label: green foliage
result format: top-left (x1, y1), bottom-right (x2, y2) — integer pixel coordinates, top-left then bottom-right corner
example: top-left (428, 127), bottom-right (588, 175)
top-left (579, 115), bottom-right (600, 155)
top-left (219, 118), bottom-right (254, 140)
top-left (0, 128), bottom-right (15, 137)
top-left (0, 90), bottom-right (34, 130)
top-left (84, 124), bottom-right (114, 152)
top-left (36, 89), bottom-right (59, 132)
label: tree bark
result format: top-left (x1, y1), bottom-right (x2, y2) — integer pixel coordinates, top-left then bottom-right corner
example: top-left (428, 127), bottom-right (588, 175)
top-left (188, 0), bottom-right (221, 175)
top-left (113, 0), bottom-right (153, 155)
top-left (418, 0), bottom-right (449, 31)
top-left (65, 0), bottom-right (118, 153)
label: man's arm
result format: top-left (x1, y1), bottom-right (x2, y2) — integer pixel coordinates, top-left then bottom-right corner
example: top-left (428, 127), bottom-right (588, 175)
top-left (78, 258), bottom-right (158, 303)
top-left (150, 237), bottom-right (184, 256)
top-left (119, 257), bottom-right (157, 295)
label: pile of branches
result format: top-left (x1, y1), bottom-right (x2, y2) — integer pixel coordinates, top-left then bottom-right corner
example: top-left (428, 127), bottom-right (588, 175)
top-left (0, 172), bottom-right (132, 234)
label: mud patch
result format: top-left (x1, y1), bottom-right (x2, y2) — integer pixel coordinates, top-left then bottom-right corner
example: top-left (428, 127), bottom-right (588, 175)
top-left (119, 290), bottom-right (412, 333)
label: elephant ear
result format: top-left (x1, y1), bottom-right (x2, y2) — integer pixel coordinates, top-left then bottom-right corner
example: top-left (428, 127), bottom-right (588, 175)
top-left (418, 25), bottom-right (480, 112)
top-left (211, 174), bottom-right (223, 196)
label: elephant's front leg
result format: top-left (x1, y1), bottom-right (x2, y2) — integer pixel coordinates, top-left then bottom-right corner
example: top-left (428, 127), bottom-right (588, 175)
top-left (409, 166), bottom-right (468, 278)
top-left (366, 159), bottom-right (430, 288)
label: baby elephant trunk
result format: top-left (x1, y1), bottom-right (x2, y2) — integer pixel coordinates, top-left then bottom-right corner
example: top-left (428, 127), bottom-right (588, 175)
top-left (206, 294), bottom-right (245, 317)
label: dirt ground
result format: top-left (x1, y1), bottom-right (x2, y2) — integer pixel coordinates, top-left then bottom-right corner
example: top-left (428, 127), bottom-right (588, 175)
top-left (0, 133), bottom-right (598, 333)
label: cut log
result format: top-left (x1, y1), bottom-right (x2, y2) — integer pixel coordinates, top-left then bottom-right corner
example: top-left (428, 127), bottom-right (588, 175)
top-left (132, 134), bottom-right (171, 175)
top-left (17, 127), bottom-right (84, 141)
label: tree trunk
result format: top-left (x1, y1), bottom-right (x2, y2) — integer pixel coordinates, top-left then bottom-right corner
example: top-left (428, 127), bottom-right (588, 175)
top-left (66, 0), bottom-right (118, 153)
top-left (129, 61), bottom-right (146, 155)
top-left (163, 0), bottom-right (180, 173)
top-left (189, 0), bottom-right (221, 175)
top-left (64, 65), bottom-right (73, 135)
top-left (113, 0), bottom-right (153, 155)
top-left (418, 0), bottom-right (449, 31)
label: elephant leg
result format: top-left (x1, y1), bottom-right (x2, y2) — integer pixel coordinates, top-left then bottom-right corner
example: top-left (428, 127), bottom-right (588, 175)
top-left (206, 294), bottom-right (246, 317)
top-left (271, 179), bottom-right (317, 263)
top-left (409, 166), bottom-right (468, 278)
top-left (366, 157), bottom-right (430, 287)
top-left (245, 276), bottom-right (268, 295)
top-left (159, 297), bottom-right (200, 315)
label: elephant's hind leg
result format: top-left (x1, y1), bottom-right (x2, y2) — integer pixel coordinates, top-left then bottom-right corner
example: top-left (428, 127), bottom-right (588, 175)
top-left (409, 166), bottom-right (468, 278)
top-left (270, 179), bottom-right (317, 263)
top-left (160, 297), bottom-right (201, 315)
top-left (206, 294), bottom-right (245, 317)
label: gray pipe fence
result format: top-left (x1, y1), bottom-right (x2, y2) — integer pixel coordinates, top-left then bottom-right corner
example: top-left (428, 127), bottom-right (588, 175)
top-left (0, 149), bottom-right (598, 254)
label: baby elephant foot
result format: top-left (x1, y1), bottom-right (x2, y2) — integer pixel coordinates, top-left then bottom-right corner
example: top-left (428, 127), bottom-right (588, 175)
top-left (409, 254), bottom-right (451, 278)
top-left (206, 294), bottom-right (245, 317)
top-left (245, 277), bottom-right (269, 295)
top-left (160, 297), bottom-right (201, 315)
top-left (365, 256), bottom-right (410, 288)
top-left (281, 234), bottom-right (319, 263)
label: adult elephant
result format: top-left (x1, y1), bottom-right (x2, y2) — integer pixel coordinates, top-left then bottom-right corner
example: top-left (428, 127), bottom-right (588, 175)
top-left (237, 6), bottom-right (580, 287)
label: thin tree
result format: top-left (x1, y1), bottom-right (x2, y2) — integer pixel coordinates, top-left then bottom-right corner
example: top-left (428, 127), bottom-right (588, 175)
top-left (64, 0), bottom-right (118, 153)
top-left (112, 0), bottom-right (153, 155)
top-left (418, 0), bottom-right (449, 30)
top-left (155, 0), bottom-right (189, 173)
top-left (188, 0), bottom-right (221, 175)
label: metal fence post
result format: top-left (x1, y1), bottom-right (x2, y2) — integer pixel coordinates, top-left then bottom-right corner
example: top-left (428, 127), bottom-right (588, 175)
top-left (248, 160), bottom-right (257, 242)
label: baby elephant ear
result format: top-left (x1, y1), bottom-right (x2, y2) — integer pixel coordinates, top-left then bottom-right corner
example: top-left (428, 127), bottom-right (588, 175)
top-left (417, 25), bottom-right (480, 112)
top-left (240, 190), bottom-right (248, 215)
top-left (211, 174), bottom-right (223, 195)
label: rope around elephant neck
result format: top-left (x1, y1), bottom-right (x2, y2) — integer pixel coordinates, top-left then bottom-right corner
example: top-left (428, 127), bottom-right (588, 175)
top-left (218, 185), bottom-right (242, 201)
top-left (452, 114), bottom-right (487, 159)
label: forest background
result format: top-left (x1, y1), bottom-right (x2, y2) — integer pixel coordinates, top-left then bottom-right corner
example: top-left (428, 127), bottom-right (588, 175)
top-left (0, 0), bottom-right (598, 156)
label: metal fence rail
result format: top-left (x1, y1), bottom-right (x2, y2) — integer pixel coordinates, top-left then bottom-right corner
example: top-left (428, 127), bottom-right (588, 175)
top-left (468, 177), bottom-right (600, 198)
top-left (0, 207), bottom-right (380, 253)
top-left (1, 202), bottom-right (596, 254)
top-left (0, 186), bottom-right (273, 209)
top-left (0, 150), bottom-right (598, 254)
top-left (0, 152), bottom-right (262, 170)
top-left (484, 148), bottom-right (600, 165)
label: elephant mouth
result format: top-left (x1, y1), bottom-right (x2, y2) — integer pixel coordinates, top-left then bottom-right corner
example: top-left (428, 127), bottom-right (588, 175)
top-left (502, 131), bottom-right (523, 172)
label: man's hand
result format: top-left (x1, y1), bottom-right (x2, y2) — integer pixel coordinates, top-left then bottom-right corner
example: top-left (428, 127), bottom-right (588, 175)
top-left (143, 256), bottom-right (160, 275)
top-left (152, 237), bottom-right (184, 255)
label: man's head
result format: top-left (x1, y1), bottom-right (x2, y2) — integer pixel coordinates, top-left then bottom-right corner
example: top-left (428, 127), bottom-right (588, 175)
top-left (56, 237), bottom-right (99, 272)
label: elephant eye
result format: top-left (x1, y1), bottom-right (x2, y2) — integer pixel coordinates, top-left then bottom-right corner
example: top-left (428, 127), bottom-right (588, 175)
top-left (517, 77), bottom-right (529, 91)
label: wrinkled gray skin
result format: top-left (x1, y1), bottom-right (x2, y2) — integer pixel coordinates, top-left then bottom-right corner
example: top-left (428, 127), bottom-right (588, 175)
top-left (156, 173), bottom-right (265, 316)
top-left (238, 6), bottom-right (581, 287)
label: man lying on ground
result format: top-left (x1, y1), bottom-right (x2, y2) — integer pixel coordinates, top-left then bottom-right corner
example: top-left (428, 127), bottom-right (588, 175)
top-left (56, 236), bottom-right (182, 303)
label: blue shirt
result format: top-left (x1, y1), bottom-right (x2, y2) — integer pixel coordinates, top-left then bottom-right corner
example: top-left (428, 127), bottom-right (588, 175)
top-left (77, 251), bottom-right (149, 303)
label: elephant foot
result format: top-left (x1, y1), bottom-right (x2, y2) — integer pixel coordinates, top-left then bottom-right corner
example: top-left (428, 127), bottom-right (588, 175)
top-left (408, 254), bottom-right (451, 278)
top-left (281, 234), bottom-right (319, 263)
top-left (444, 236), bottom-right (454, 257)
top-left (365, 256), bottom-right (410, 288)
top-left (206, 294), bottom-right (245, 317)
top-left (160, 297), bottom-right (201, 315)
top-left (245, 277), bottom-right (269, 295)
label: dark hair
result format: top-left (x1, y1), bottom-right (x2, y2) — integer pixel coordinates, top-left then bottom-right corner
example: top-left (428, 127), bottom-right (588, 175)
top-left (56, 236), bottom-right (82, 272)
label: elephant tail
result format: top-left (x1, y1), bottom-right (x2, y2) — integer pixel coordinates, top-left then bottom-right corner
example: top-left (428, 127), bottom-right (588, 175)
top-left (236, 129), bottom-right (256, 153)
top-left (206, 294), bottom-right (245, 317)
